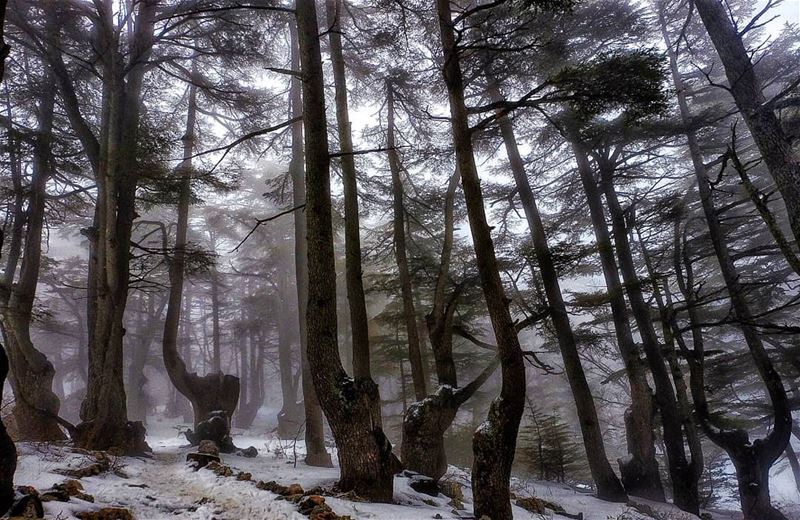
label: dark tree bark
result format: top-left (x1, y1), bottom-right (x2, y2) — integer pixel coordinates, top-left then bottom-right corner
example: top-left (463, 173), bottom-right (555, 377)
top-left (128, 293), bottom-right (166, 423)
top-left (297, 0), bottom-right (398, 500)
top-left (1, 69), bottom-right (65, 441)
top-left (288, 18), bottom-right (332, 468)
top-left (596, 156), bottom-right (700, 513)
top-left (70, 0), bottom-right (157, 453)
top-left (161, 63), bottom-right (240, 432)
top-left (387, 81), bottom-right (427, 401)
top-left (489, 82), bottom-right (627, 502)
top-left (692, 0), bottom-right (800, 247)
top-left (662, 9), bottom-right (792, 516)
top-left (564, 139), bottom-right (662, 502)
top-left (325, 0), bottom-right (372, 381)
top-left (277, 275), bottom-right (302, 437)
top-left (0, 345), bottom-right (15, 516)
top-left (433, 3), bottom-right (527, 517)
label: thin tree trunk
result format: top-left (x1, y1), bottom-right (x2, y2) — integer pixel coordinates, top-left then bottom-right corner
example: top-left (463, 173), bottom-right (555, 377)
top-left (597, 158), bottom-right (698, 513)
top-left (387, 82), bottom-right (427, 400)
top-left (325, 0), bottom-right (372, 381)
top-left (288, 18), bottom-right (332, 468)
top-left (490, 82), bottom-right (628, 502)
top-left (661, 7), bottom-right (792, 517)
top-left (161, 63), bottom-right (239, 432)
top-left (277, 276), bottom-right (302, 436)
top-left (433, 3), bottom-right (526, 517)
top-left (297, 0), bottom-right (399, 500)
top-left (692, 0), bottom-right (800, 247)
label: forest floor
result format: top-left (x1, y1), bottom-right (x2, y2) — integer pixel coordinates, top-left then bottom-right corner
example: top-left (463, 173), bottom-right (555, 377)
top-left (13, 415), bottom-right (796, 520)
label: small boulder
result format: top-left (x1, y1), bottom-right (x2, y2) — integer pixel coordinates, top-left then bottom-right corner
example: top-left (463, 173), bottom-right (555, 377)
top-left (198, 440), bottom-right (220, 456)
top-left (186, 452), bottom-right (220, 470)
top-left (515, 497), bottom-right (546, 514)
top-left (439, 480), bottom-right (464, 510)
top-left (8, 492), bottom-right (44, 518)
top-left (236, 446), bottom-right (258, 458)
top-left (403, 471), bottom-right (438, 497)
top-left (286, 483), bottom-right (304, 496)
top-left (256, 480), bottom-right (288, 495)
top-left (205, 461), bottom-right (233, 477)
top-left (76, 507), bottom-right (134, 520)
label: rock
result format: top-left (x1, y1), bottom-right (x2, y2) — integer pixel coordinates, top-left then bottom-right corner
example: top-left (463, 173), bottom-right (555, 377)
top-left (297, 495), bottom-right (328, 514)
top-left (185, 412), bottom-right (236, 453)
top-left (403, 471), bottom-right (438, 497)
top-left (205, 461), bottom-right (233, 477)
top-left (309, 511), bottom-right (338, 520)
top-left (8, 492), bottom-right (44, 518)
top-left (256, 480), bottom-right (288, 494)
top-left (40, 488), bottom-right (70, 502)
top-left (235, 472), bottom-right (252, 481)
top-left (236, 446), bottom-right (258, 458)
top-left (75, 507), bottom-right (134, 519)
top-left (515, 497), bottom-right (546, 514)
top-left (53, 480), bottom-right (94, 503)
top-left (286, 483), bottom-right (304, 496)
top-left (186, 452), bottom-right (220, 470)
top-left (198, 440), bottom-right (220, 456)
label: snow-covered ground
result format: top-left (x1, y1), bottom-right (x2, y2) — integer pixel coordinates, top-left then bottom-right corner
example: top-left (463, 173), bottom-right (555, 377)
top-left (12, 415), bottom-right (797, 519)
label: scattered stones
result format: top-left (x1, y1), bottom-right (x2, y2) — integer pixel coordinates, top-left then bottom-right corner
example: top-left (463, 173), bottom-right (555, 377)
top-left (204, 461), bottom-right (233, 477)
top-left (57, 452), bottom-right (111, 478)
top-left (8, 491), bottom-right (44, 518)
top-left (236, 446), bottom-right (258, 458)
top-left (40, 488), bottom-right (70, 502)
top-left (286, 483), bottom-right (304, 496)
top-left (256, 480), bottom-right (287, 494)
top-left (186, 452), bottom-right (220, 470)
top-left (515, 496), bottom-right (546, 514)
top-left (56, 480), bottom-right (95, 502)
top-left (235, 472), bottom-right (251, 481)
top-left (75, 507), bottom-right (134, 520)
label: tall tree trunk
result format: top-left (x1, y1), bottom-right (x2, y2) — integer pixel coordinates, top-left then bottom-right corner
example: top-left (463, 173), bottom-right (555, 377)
top-left (387, 82), bottom-right (427, 401)
top-left (75, 0), bottom-right (156, 453)
top-left (325, 0), bottom-right (372, 380)
top-left (661, 7), bottom-right (792, 517)
top-left (433, 3), bottom-right (527, 517)
top-left (297, 0), bottom-right (399, 500)
top-left (692, 0), bottom-right (800, 246)
top-left (161, 64), bottom-right (240, 432)
top-left (2, 70), bottom-right (65, 441)
top-left (490, 83), bottom-right (628, 502)
top-left (277, 274), bottom-right (302, 437)
top-left (288, 18), bottom-right (332, 468)
top-left (558, 137), bottom-right (660, 502)
top-left (597, 158), bottom-right (699, 513)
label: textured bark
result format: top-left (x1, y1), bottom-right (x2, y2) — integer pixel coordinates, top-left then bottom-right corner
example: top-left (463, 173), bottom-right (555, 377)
top-left (434, 3), bottom-right (526, 517)
top-left (570, 151), bottom-right (663, 501)
top-left (490, 82), bottom-right (627, 502)
top-left (1, 70), bottom-right (64, 441)
top-left (662, 8), bottom-right (792, 516)
top-left (693, 0), bottom-right (800, 247)
top-left (325, 0), bottom-right (372, 380)
top-left (0, 345), bottom-right (16, 516)
top-left (127, 294), bottom-right (166, 423)
top-left (288, 18), bottom-right (332, 468)
top-left (297, 0), bottom-right (397, 500)
top-left (387, 82), bottom-right (427, 401)
top-left (74, 0), bottom-right (157, 453)
top-left (161, 62), bottom-right (241, 432)
top-left (277, 281), bottom-right (302, 437)
top-left (597, 159), bottom-right (698, 513)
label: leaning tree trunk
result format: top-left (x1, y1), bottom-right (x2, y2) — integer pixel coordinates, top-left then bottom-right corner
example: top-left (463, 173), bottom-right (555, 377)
top-left (75, 0), bottom-right (156, 453)
top-left (2, 70), bottom-right (65, 441)
top-left (288, 18), bottom-right (332, 468)
top-left (387, 82), bottom-right (427, 401)
top-left (297, 0), bottom-right (398, 500)
top-left (597, 158), bottom-right (699, 513)
top-left (434, 2), bottom-right (527, 517)
top-left (161, 63), bottom-right (240, 434)
top-left (662, 10), bottom-right (792, 516)
top-left (490, 84), bottom-right (627, 502)
top-left (692, 0), bottom-right (800, 247)
top-left (325, 0), bottom-right (372, 381)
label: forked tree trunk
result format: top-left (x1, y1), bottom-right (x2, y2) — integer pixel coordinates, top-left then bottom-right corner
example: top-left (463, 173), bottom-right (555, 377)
top-left (2, 70), bottom-right (65, 441)
top-left (161, 62), bottom-right (240, 434)
top-left (288, 18), bottom-right (332, 468)
top-left (325, 0), bottom-right (372, 381)
top-left (434, 3), bottom-right (526, 517)
top-left (75, 0), bottom-right (156, 453)
top-left (662, 9), bottom-right (792, 516)
top-left (490, 84), bottom-right (627, 502)
top-left (596, 158), bottom-right (699, 513)
top-left (564, 138), bottom-right (661, 502)
top-left (693, 0), bottom-right (800, 247)
top-left (297, 0), bottom-right (399, 500)
top-left (387, 82), bottom-right (427, 401)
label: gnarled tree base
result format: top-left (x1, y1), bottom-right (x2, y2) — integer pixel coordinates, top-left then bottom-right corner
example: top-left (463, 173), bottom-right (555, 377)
top-left (12, 403), bottom-right (65, 442)
top-left (401, 387), bottom-right (460, 482)
top-left (732, 446), bottom-right (788, 520)
top-left (73, 420), bottom-right (150, 455)
top-left (183, 372), bottom-right (239, 428)
top-left (618, 455), bottom-right (665, 502)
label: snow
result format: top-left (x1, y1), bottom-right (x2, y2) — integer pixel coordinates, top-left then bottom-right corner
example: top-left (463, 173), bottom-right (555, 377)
top-left (11, 414), bottom-right (791, 519)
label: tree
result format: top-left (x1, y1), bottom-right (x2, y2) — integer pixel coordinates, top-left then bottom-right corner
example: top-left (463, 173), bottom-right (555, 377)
top-left (296, 0), bottom-right (399, 501)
